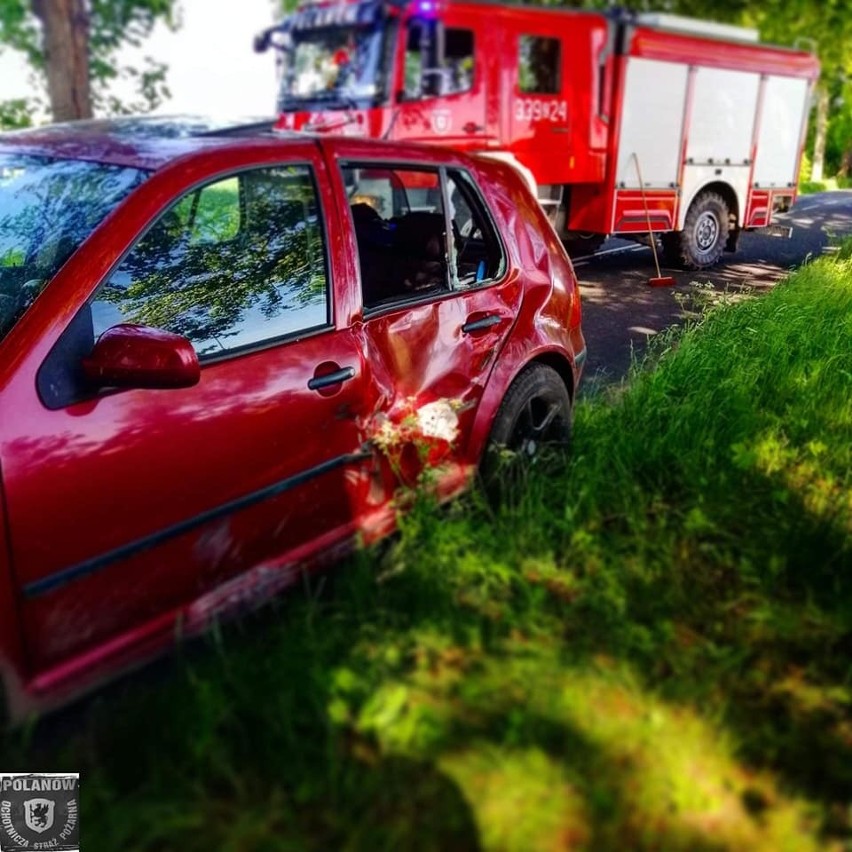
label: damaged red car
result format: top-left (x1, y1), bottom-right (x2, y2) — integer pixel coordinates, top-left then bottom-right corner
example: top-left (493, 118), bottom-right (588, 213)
top-left (0, 118), bottom-right (585, 721)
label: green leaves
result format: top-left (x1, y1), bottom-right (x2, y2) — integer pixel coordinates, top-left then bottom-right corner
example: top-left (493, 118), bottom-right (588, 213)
top-left (0, 0), bottom-right (178, 123)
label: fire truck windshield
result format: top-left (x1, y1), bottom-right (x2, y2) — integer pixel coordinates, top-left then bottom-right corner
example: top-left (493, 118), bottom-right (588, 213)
top-left (278, 24), bottom-right (388, 110)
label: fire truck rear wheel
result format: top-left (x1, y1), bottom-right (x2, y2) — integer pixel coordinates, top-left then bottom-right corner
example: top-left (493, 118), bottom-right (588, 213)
top-left (667, 191), bottom-right (730, 270)
top-left (563, 233), bottom-right (606, 258)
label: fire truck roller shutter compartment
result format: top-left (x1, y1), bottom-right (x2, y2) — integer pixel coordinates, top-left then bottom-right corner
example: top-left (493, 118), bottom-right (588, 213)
top-left (613, 57), bottom-right (688, 234)
top-left (678, 67), bottom-right (761, 232)
top-left (753, 76), bottom-right (811, 190)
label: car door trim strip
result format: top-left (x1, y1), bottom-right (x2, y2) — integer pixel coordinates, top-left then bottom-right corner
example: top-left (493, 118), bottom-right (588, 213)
top-left (22, 449), bottom-right (372, 600)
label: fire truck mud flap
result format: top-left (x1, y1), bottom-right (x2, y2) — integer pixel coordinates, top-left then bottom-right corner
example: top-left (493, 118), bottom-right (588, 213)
top-left (750, 224), bottom-right (794, 239)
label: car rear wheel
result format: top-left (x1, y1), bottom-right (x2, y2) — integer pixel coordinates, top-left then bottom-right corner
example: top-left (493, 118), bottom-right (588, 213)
top-left (481, 364), bottom-right (572, 496)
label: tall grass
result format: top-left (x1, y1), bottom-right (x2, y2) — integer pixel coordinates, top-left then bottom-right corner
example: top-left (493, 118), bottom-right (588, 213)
top-left (3, 247), bottom-right (851, 850)
top-left (799, 176), bottom-right (852, 194)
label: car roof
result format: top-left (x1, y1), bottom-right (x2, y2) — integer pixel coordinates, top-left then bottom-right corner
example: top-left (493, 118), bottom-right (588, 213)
top-left (0, 115), bottom-right (293, 170)
top-left (0, 115), bottom-right (475, 173)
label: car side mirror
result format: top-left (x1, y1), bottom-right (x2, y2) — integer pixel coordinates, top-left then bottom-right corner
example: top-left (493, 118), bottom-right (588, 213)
top-left (82, 324), bottom-right (200, 390)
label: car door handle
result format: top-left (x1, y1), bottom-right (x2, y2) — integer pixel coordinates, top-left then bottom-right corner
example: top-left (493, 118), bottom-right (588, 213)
top-left (462, 314), bottom-right (504, 334)
top-left (463, 122), bottom-right (485, 133)
top-left (308, 366), bottom-right (356, 391)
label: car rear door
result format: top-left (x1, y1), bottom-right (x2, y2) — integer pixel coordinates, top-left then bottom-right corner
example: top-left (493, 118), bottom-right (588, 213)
top-left (0, 144), bottom-right (371, 672)
top-left (341, 160), bottom-right (522, 483)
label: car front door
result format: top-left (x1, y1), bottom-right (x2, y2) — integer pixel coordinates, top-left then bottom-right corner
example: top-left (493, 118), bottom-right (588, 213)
top-left (0, 149), bottom-right (371, 672)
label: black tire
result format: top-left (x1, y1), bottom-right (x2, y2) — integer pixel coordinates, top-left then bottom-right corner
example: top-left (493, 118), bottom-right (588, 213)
top-left (480, 364), bottom-right (572, 496)
top-left (660, 231), bottom-right (682, 267)
top-left (563, 232), bottom-right (606, 259)
top-left (664, 191), bottom-right (730, 270)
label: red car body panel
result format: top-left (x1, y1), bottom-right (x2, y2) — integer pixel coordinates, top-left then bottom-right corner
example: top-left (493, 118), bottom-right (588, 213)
top-left (0, 126), bottom-right (584, 720)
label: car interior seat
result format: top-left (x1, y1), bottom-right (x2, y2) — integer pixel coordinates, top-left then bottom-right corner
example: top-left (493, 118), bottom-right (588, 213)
top-left (391, 212), bottom-right (448, 294)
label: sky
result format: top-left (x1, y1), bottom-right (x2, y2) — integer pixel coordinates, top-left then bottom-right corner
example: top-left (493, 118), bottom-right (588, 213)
top-left (0, 0), bottom-right (281, 120)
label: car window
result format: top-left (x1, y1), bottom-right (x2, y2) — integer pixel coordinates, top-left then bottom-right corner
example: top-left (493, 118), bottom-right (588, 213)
top-left (90, 165), bottom-right (329, 358)
top-left (343, 165), bottom-right (450, 309)
top-left (0, 153), bottom-right (148, 344)
top-left (447, 170), bottom-right (506, 288)
top-left (519, 35), bottom-right (561, 94)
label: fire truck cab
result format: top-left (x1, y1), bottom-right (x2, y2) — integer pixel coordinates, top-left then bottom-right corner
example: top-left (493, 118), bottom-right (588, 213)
top-left (256, 1), bottom-right (819, 268)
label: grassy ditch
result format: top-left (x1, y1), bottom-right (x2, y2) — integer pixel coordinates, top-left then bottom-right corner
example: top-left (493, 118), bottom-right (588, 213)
top-left (799, 176), bottom-right (852, 194)
top-left (3, 247), bottom-right (852, 850)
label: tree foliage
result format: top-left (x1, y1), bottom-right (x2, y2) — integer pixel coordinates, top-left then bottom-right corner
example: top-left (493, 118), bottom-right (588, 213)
top-left (0, 0), bottom-right (179, 125)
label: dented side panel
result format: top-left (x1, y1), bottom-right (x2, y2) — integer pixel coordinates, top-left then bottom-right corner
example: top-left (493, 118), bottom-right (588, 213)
top-left (466, 156), bottom-right (586, 459)
top-left (358, 271), bottom-right (525, 482)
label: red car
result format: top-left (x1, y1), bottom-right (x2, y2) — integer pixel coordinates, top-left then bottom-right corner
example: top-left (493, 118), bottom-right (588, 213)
top-left (0, 117), bottom-right (585, 721)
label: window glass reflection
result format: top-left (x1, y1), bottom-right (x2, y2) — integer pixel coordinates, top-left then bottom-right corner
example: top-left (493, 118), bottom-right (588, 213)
top-left (0, 154), bottom-right (148, 341)
top-left (91, 165), bottom-right (329, 357)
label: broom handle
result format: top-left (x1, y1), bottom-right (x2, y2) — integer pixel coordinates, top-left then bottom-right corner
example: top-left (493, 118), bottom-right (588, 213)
top-left (633, 152), bottom-right (664, 280)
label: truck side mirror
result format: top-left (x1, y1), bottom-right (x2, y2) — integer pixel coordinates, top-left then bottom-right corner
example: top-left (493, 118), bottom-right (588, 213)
top-left (254, 31), bottom-right (270, 53)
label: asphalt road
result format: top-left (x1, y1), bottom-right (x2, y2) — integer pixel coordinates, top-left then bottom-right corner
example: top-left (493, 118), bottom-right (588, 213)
top-left (574, 191), bottom-right (852, 388)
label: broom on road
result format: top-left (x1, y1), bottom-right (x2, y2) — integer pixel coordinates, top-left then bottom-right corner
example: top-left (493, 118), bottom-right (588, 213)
top-left (633, 152), bottom-right (676, 287)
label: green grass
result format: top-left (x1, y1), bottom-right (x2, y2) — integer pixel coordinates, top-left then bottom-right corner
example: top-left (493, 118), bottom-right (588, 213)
top-left (3, 248), bottom-right (851, 850)
top-left (799, 176), bottom-right (852, 194)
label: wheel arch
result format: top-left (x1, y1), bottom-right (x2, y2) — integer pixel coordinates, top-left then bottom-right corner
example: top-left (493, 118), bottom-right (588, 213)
top-left (529, 351), bottom-right (576, 402)
top-left (467, 347), bottom-right (577, 464)
top-left (678, 181), bottom-right (741, 231)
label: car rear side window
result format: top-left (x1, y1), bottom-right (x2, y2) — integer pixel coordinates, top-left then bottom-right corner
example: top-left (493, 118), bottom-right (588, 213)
top-left (343, 165), bottom-right (451, 309)
top-left (90, 165), bottom-right (329, 359)
top-left (447, 170), bottom-right (506, 287)
top-left (343, 164), bottom-right (505, 309)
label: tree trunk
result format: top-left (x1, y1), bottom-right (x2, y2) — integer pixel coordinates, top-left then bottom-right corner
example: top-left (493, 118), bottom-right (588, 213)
top-left (811, 85), bottom-right (829, 182)
top-left (31, 0), bottom-right (92, 122)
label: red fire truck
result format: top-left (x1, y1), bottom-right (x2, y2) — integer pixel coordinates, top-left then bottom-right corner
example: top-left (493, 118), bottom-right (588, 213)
top-left (255, 2), bottom-right (819, 268)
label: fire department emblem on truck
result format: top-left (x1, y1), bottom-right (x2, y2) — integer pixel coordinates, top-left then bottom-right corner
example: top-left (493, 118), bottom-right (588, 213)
top-left (0, 773), bottom-right (79, 851)
top-left (430, 109), bottom-right (452, 135)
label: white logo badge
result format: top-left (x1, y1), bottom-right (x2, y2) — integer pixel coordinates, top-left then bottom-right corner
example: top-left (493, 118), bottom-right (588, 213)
top-left (430, 109), bottom-right (452, 135)
top-left (24, 797), bottom-right (55, 833)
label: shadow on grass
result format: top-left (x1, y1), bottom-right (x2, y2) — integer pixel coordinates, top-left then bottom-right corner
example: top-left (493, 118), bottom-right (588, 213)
top-left (3, 469), bottom-right (843, 851)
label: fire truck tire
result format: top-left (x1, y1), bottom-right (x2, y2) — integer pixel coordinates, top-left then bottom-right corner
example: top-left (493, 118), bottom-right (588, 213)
top-left (480, 364), bottom-right (572, 498)
top-left (667, 191), bottom-right (730, 269)
top-left (563, 233), bottom-right (606, 258)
